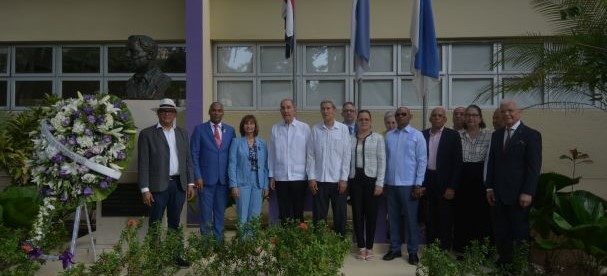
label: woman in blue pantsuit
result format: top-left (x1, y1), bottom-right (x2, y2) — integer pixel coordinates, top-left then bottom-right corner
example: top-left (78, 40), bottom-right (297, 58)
top-left (228, 115), bottom-right (269, 225)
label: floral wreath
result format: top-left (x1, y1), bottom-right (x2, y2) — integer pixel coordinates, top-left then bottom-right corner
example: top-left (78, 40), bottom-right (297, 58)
top-left (23, 92), bottom-right (136, 266)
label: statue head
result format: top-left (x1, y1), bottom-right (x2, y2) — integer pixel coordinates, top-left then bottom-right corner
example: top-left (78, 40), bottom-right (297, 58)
top-left (126, 35), bottom-right (158, 73)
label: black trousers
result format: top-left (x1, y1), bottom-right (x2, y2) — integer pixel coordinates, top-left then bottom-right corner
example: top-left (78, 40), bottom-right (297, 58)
top-left (275, 180), bottom-right (307, 223)
top-left (423, 170), bottom-right (454, 250)
top-left (348, 168), bottom-right (379, 249)
top-left (492, 200), bottom-right (530, 263)
top-left (312, 182), bottom-right (347, 236)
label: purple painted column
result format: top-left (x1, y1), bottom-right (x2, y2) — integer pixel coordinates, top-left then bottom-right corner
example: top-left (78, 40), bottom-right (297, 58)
top-left (185, 0), bottom-right (203, 225)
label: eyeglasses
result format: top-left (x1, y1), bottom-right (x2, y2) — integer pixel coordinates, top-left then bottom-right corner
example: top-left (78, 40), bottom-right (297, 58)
top-left (158, 109), bottom-right (176, 114)
top-left (464, 113), bottom-right (480, 118)
top-left (395, 112), bottom-right (407, 117)
top-left (343, 109), bottom-right (356, 113)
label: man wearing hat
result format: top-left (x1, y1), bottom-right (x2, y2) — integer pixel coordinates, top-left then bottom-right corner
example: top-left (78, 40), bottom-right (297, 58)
top-left (138, 98), bottom-right (195, 268)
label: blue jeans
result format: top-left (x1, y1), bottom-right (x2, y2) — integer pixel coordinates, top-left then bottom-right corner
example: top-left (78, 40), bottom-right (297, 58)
top-left (385, 185), bottom-right (420, 254)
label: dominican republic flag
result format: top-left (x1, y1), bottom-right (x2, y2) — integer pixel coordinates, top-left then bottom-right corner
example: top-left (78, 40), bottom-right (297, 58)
top-left (283, 0), bottom-right (294, 59)
top-left (410, 0), bottom-right (439, 100)
top-left (351, 0), bottom-right (370, 80)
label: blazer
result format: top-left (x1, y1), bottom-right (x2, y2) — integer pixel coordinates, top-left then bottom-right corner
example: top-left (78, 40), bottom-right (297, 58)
top-left (348, 132), bottom-right (386, 186)
top-left (190, 121), bottom-right (236, 186)
top-left (228, 137), bottom-right (269, 190)
top-left (486, 122), bottom-right (542, 205)
top-left (422, 127), bottom-right (463, 195)
top-left (138, 125), bottom-right (194, 192)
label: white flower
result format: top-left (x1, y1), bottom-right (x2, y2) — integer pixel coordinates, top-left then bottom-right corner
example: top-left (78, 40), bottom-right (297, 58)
top-left (76, 136), bottom-right (94, 148)
top-left (81, 173), bottom-right (97, 184)
top-left (72, 120), bottom-right (85, 134)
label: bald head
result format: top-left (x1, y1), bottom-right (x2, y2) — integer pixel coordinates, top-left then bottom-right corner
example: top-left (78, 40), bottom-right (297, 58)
top-left (429, 107), bottom-right (447, 131)
top-left (395, 106), bottom-right (412, 129)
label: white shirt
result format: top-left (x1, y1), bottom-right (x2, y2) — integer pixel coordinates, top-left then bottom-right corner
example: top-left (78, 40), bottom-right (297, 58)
top-left (141, 123), bottom-right (179, 193)
top-left (268, 118), bottom-right (311, 181)
top-left (427, 127), bottom-right (443, 170)
top-left (306, 121), bottom-right (351, 183)
top-left (210, 122), bottom-right (223, 140)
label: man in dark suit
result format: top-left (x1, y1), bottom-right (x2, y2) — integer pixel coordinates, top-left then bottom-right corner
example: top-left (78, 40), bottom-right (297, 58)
top-left (422, 107), bottom-right (463, 250)
top-left (190, 102), bottom-right (236, 241)
top-left (486, 100), bottom-right (542, 266)
top-left (138, 98), bottom-right (195, 268)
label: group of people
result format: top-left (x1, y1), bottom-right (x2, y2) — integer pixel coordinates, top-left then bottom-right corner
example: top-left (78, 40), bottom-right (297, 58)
top-left (137, 97), bottom-right (541, 269)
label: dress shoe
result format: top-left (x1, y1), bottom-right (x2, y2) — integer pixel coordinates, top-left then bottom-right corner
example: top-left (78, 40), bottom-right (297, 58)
top-left (175, 257), bottom-right (191, 268)
top-left (408, 254), bottom-right (419, 265)
top-left (382, 251), bottom-right (402, 261)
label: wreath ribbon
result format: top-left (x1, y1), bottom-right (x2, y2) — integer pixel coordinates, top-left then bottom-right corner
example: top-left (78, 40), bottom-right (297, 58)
top-left (40, 120), bottom-right (122, 180)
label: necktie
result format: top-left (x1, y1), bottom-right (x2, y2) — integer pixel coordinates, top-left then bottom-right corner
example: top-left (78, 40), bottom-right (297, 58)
top-left (503, 128), bottom-right (512, 151)
top-left (213, 124), bottom-right (222, 149)
top-left (349, 126), bottom-right (354, 135)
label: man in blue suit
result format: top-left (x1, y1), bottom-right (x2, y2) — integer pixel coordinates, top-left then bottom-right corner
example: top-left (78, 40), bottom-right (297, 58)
top-left (486, 100), bottom-right (542, 267)
top-left (421, 107), bottom-right (462, 250)
top-left (191, 102), bottom-right (236, 241)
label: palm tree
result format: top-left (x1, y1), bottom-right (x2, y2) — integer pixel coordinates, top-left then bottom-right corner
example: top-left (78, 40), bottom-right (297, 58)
top-left (495, 0), bottom-right (607, 111)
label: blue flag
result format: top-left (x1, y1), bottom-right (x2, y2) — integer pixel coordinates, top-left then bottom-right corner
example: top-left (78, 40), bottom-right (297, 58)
top-left (351, 0), bottom-right (370, 80)
top-left (411, 0), bottom-right (439, 100)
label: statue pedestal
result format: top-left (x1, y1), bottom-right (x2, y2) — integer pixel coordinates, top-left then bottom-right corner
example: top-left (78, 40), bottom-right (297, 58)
top-left (95, 100), bottom-right (188, 246)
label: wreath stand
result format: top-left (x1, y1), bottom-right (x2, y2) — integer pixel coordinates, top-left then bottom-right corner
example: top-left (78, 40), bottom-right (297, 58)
top-left (41, 200), bottom-right (97, 269)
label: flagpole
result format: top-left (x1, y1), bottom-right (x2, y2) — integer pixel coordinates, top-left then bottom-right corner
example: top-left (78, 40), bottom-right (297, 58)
top-left (292, 2), bottom-right (297, 103)
top-left (422, 93), bottom-right (427, 130)
top-left (356, 79), bottom-right (362, 111)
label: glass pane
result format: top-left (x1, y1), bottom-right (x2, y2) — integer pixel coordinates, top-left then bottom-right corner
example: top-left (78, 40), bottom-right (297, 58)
top-left (260, 80), bottom-right (292, 108)
top-left (451, 79), bottom-right (493, 106)
top-left (108, 80), bottom-right (128, 98)
top-left (15, 81), bottom-right (52, 106)
top-left (401, 44), bottom-right (442, 73)
top-left (158, 46), bottom-right (186, 73)
top-left (260, 46), bottom-right (292, 74)
top-left (62, 81), bottom-right (100, 99)
top-left (0, 81), bottom-right (6, 107)
top-left (217, 46), bottom-right (254, 73)
top-left (217, 81), bottom-right (253, 107)
top-left (502, 44), bottom-right (539, 72)
top-left (369, 45), bottom-right (393, 72)
top-left (108, 47), bottom-right (130, 73)
top-left (547, 83), bottom-right (593, 106)
top-left (361, 80), bottom-right (393, 106)
top-left (452, 44), bottom-right (492, 72)
top-left (15, 47), bottom-right (53, 73)
top-left (305, 80), bottom-right (345, 107)
top-left (62, 47), bottom-right (100, 73)
top-left (306, 46), bottom-right (346, 73)
top-left (401, 79), bottom-right (441, 106)
top-left (165, 80), bottom-right (186, 100)
top-left (501, 78), bottom-right (543, 107)
top-left (0, 47), bottom-right (7, 74)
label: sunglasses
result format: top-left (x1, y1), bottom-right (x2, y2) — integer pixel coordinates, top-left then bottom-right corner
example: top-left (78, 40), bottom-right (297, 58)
top-left (395, 112), bottom-right (407, 117)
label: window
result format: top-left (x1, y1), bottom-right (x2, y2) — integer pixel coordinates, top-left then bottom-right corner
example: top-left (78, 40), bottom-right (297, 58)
top-left (1, 44), bottom-right (186, 110)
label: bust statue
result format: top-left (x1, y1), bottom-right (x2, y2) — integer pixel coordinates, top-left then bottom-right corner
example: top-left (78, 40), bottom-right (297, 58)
top-left (125, 35), bottom-right (171, 100)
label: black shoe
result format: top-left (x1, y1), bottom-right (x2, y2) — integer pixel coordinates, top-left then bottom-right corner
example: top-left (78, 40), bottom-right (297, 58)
top-left (175, 257), bottom-right (190, 268)
top-left (408, 254), bottom-right (419, 265)
top-left (382, 251), bottom-right (402, 261)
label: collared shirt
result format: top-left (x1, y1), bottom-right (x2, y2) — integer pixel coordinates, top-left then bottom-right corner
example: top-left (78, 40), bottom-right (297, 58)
top-left (427, 127), bottom-right (443, 170)
top-left (460, 128), bottom-right (492, 162)
top-left (345, 122), bottom-right (356, 135)
top-left (210, 122), bottom-right (223, 140)
top-left (141, 123), bottom-right (179, 193)
top-left (504, 120), bottom-right (521, 147)
top-left (306, 121), bottom-right (351, 183)
top-left (384, 125), bottom-right (427, 186)
top-left (268, 118), bottom-right (310, 181)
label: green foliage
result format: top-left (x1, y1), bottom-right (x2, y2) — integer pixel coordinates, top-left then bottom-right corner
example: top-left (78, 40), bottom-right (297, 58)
top-left (0, 186), bottom-right (40, 229)
top-left (0, 225), bottom-right (40, 276)
top-left (493, 0), bottom-right (607, 111)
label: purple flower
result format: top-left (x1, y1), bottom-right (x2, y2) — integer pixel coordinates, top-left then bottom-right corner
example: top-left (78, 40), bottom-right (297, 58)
top-left (59, 250), bottom-right (75, 269)
top-left (67, 135), bottom-right (77, 145)
top-left (84, 150), bottom-right (94, 158)
top-left (59, 137), bottom-right (67, 145)
top-left (99, 181), bottom-right (109, 189)
top-left (103, 135), bottom-right (112, 144)
top-left (58, 169), bottom-right (70, 179)
top-left (87, 115), bottom-right (96, 124)
top-left (83, 106), bottom-right (93, 115)
top-left (44, 188), bottom-right (55, 196)
top-left (84, 129), bottom-right (93, 136)
top-left (51, 154), bottom-right (65, 164)
top-left (95, 116), bottom-right (105, 126)
top-left (62, 118), bottom-right (71, 126)
top-left (119, 112), bottom-right (129, 121)
top-left (83, 95), bottom-right (94, 101)
top-left (28, 247), bottom-right (43, 260)
top-left (71, 111), bottom-right (81, 119)
top-left (116, 151), bottom-right (126, 160)
top-left (60, 193), bottom-right (70, 202)
top-left (83, 187), bottom-right (93, 197)
top-left (113, 102), bottom-right (122, 108)
top-left (106, 176), bottom-right (114, 182)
